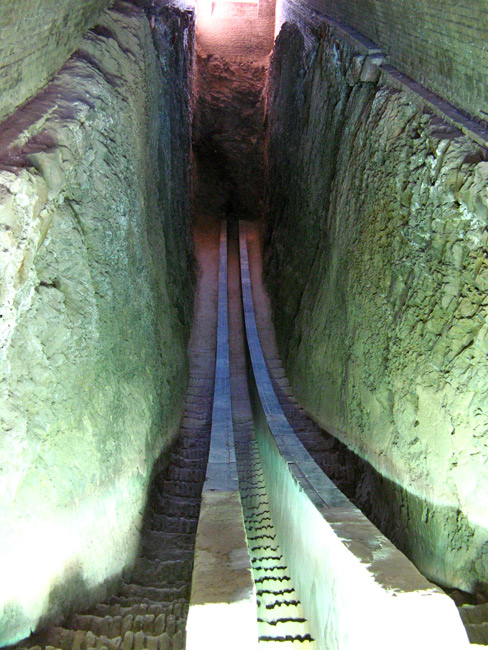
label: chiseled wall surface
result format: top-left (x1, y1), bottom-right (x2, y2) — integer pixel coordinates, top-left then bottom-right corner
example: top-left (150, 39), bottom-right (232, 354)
top-left (0, 2), bottom-right (194, 644)
top-left (0, 0), bottom-right (115, 123)
top-left (276, 0), bottom-right (488, 122)
top-left (265, 21), bottom-right (488, 595)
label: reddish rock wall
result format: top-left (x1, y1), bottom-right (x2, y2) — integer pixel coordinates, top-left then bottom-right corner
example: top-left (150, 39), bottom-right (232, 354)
top-left (193, 0), bottom-right (275, 221)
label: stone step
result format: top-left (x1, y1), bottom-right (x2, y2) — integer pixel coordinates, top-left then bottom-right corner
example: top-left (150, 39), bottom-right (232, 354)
top-left (252, 564), bottom-right (289, 576)
top-left (69, 612), bottom-right (173, 638)
top-left (149, 514), bottom-right (198, 535)
top-left (163, 466), bottom-right (206, 483)
top-left (169, 455), bottom-right (207, 470)
top-left (181, 415), bottom-right (210, 429)
top-left (465, 623), bottom-right (488, 645)
top-left (159, 479), bottom-right (203, 498)
top-left (172, 445), bottom-right (207, 461)
top-left (121, 630), bottom-right (171, 650)
top-left (140, 531), bottom-right (195, 557)
top-left (155, 495), bottom-right (200, 519)
top-left (139, 540), bottom-right (193, 563)
top-left (258, 636), bottom-right (315, 648)
top-left (248, 536), bottom-right (279, 551)
top-left (92, 603), bottom-right (167, 619)
top-left (137, 546), bottom-right (193, 566)
top-left (131, 558), bottom-right (192, 586)
top-left (460, 604), bottom-right (488, 625)
top-left (118, 583), bottom-right (190, 603)
top-left (180, 426), bottom-right (209, 437)
top-left (247, 520), bottom-right (275, 533)
top-left (250, 548), bottom-right (283, 562)
top-left (177, 426), bottom-right (211, 442)
top-left (42, 627), bottom-right (76, 650)
top-left (106, 596), bottom-right (177, 611)
top-left (257, 588), bottom-right (300, 609)
top-left (258, 601), bottom-right (306, 621)
top-left (258, 617), bottom-right (311, 639)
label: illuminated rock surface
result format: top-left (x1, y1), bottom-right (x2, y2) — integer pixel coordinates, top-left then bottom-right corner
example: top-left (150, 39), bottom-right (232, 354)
top-left (186, 491), bottom-right (257, 650)
top-left (265, 20), bottom-right (488, 595)
top-left (2, 0), bottom-right (488, 645)
top-left (0, 3), bottom-right (194, 643)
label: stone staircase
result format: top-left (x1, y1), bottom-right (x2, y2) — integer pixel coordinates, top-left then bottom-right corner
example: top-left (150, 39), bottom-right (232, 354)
top-left (235, 423), bottom-right (316, 649)
top-left (459, 604), bottom-right (488, 646)
top-left (13, 211), bottom-right (220, 650)
top-left (16, 417), bottom-right (211, 650)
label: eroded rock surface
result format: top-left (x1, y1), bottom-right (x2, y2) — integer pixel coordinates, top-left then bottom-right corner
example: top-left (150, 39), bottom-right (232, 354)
top-left (0, 2), bottom-right (194, 644)
top-left (265, 21), bottom-right (488, 595)
top-left (192, 0), bottom-right (275, 222)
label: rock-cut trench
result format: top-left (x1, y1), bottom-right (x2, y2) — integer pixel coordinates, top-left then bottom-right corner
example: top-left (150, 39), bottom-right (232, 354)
top-left (3, 0), bottom-right (488, 648)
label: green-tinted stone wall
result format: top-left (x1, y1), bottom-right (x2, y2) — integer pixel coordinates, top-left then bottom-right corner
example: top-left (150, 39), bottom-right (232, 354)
top-left (0, 0), bottom-right (114, 123)
top-left (0, 3), bottom-right (195, 644)
top-left (265, 20), bottom-right (488, 595)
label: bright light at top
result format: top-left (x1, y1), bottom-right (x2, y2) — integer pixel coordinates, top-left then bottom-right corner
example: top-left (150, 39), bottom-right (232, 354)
top-left (197, 0), bottom-right (259, 21)
top-left (195, 0), bottom-right (275, 59)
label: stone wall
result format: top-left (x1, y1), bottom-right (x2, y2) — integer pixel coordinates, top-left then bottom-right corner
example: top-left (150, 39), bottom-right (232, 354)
top-left (192, 0), bottom-right (275, 222)
top-left (0, 2), bottom-right (194, 645)
top-left (275, 0), bottom-right (488, 123)
top-left (0, 0), bottom-right (115, 123)
top-left (265, 21), bottom-right (488, 595)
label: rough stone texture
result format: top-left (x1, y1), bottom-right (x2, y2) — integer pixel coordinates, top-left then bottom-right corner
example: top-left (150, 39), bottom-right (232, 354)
top-left (149, 1), bottom-right (196, 336)
top-left (265, 21), bottom-right (488, 596)
top-left (0, 2), bottom-right (194, 645)
top-left (0, 0), bottom-right (115, 123)
top-left (275, 0), bottom-right (488, 123)
top-left (192, 0), bottom-right (275, 222)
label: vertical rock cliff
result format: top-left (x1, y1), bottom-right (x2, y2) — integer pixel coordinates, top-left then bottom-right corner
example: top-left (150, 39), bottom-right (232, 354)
top-left (0, 2), bottom-right (195, 644)
top-left (265, 21), bottom-right (488, 595)
top-left (192, 0), bottom-right (275, 221)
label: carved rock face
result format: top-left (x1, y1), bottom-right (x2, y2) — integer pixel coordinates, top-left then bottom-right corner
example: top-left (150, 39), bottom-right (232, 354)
top-left (0, 4), bottom-right (194, 644)
top-left (265, 20), bottom-right (488, 596)
top-left (0, 0), bottom-right (114, 124)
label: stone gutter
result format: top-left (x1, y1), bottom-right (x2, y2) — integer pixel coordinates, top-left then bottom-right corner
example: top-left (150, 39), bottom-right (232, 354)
top-left (186, 220), bottom-right (257, 650)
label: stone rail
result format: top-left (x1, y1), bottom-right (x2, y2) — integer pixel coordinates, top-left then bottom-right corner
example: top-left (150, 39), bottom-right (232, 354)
top-left (186, 221), bottom-right (258, 650)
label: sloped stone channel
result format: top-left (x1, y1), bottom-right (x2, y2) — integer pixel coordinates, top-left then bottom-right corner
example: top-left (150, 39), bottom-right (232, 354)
top-left (236, 439), bottom-right (315, 648)
top-left (10, 216), bottom-right (479, 649)
top-left (226, 222), bottom-right (316, 648)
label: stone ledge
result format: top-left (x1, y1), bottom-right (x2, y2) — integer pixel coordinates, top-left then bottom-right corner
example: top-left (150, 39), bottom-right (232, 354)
top-left (239, 220), bottom-right (471, 650)
top-left (187, 221), bottom-right (257, 650)
top-left (321, 16), bottom-right (488, 150)
top-left (186, 491), bottom-right (257, 650)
